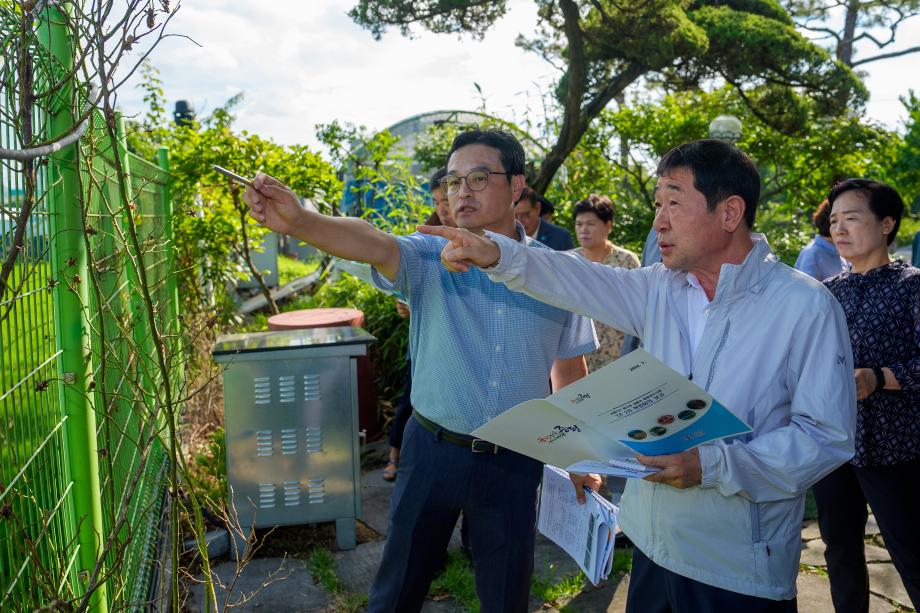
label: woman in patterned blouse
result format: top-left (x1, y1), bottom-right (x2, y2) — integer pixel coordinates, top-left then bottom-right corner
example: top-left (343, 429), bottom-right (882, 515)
top-left (569, 194), bottom-right (640, 372)
top-left (813, 179), bottom-right (920, 613)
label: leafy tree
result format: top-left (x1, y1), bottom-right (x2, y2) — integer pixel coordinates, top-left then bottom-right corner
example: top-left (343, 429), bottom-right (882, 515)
top-left (546, 85), bottom-right (902, 262)
top-left (349, 0), bottom-right (866, 192)
top-left (784, 0), bottom-right (920, 66)
top-left (892, 91), bottom-right (920, 210)
top-left (129, 63), bottom-right (342, 317)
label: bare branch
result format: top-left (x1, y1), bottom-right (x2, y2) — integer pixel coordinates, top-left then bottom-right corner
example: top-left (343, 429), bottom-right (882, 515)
top-left (852, 44), bottom-right (920, 65)
top-left (0, 84), bottom-right (99, 160)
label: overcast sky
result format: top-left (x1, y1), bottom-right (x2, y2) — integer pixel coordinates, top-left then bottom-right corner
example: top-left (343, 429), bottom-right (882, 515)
top-left (116, 0), bottom-right (920, 151)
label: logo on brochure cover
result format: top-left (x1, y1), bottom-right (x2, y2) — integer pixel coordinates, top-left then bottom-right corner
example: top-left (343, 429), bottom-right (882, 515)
top-left (569, 393), bottom-right (591, 405)
top-left (537, 424), bottom-right (582, 444)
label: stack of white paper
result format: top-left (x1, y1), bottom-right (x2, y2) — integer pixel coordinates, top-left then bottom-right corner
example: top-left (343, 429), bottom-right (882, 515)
top-left (538, 464), bottom-right (619, 586)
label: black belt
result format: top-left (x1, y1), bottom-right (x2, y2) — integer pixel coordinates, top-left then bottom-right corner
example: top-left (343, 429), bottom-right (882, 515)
top-left (412, 410), bottom-right (500, 454)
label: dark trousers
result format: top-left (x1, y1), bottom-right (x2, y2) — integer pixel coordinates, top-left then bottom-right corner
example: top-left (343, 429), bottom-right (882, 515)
top-left (367, 416), bottom-right (544, 613)
top-left (388, 360), bottom-right (413, 449)
top-left (812, 459), bottom-right (920, 613)
top-left (626, 547), bottom-right (797, 613)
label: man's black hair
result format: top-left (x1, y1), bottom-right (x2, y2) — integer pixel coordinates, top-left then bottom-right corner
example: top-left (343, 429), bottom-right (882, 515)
top-left (447, 128), bottom-right (525, 179)
top-left (656, 140), bottom-right (761, 228)
top-left (429, 167), bottom-right (448, 192)
top-left (515, 187), bottom-right (539, 208)
top-left (537, 194), bottom-right (555, 217)
top-left (828, 178), bottom-right (905, 246)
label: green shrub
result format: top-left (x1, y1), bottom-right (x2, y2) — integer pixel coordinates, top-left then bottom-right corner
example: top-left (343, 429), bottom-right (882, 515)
top-left (187, 427), bottom-right (227, 514)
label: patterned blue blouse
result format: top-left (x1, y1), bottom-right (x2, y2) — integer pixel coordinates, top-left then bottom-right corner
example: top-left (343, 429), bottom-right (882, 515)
top-left (825, 260), bottom-right (920, 466)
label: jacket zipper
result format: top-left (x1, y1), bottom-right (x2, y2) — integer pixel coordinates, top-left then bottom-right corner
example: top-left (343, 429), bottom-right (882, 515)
top-left (705, 320), bottom-right (731, 392)
top-left (750, 501), bottom-right (768, 554)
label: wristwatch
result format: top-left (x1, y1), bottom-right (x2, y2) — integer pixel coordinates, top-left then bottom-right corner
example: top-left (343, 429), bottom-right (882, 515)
top-left (872, 367), bottom-right (885, 392)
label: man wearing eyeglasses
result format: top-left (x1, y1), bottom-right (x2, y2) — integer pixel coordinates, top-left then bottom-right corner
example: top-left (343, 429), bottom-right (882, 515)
top-left (244, 128), bottom-right (597, 613)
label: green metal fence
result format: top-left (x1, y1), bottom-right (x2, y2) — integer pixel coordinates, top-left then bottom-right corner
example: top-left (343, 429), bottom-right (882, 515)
top-left (0, 7), bottom-right (178, 611)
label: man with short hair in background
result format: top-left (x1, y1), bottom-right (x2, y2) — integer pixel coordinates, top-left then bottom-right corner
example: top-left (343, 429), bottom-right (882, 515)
top-left (514, 186), bottom-right (574, 250)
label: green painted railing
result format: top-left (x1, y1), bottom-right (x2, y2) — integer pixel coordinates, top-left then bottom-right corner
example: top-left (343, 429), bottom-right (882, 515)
top-left (0, 6), bottom-right (177, 611)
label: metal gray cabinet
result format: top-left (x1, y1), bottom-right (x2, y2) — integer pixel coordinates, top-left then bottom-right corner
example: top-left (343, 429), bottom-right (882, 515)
top-left (212, 326), bottom-right (375, 556)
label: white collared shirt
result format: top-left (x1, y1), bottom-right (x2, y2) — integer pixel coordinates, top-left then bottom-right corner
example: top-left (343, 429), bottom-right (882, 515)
top-left (686, 272), bottom-right (711, 362)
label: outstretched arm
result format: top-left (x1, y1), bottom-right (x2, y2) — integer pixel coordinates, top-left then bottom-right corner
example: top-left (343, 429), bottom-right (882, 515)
top-left (418, 224), bottom-right (650, 337)
top-left (245, 173), bottom-right (400, 280)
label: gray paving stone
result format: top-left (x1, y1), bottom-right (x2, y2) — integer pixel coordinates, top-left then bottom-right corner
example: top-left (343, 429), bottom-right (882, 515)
top-left (865, 544), bottom-right (891, 563)
top-left (869, 562), bottom-right (913, 609)
top-left (559, 572), bottom-right (629, 612)
top-left (800, 539), bottom-right (828, 567)
top-left (800, 539), bottom-right (891, 568)
top-left (801, 520), bottom-right (822, 541)
top-left (866, 513), bottom-right (881, 536)
top-left (796, 571), bottom-right (891, 613)
top-left (336, 540), bottom-right (386, 595)
top-left (361, 467), bottom-right (396, 536)
top-left (187, 557), bottom-right (328, 612)
top-left (421, 600), bottom-right (468, 612)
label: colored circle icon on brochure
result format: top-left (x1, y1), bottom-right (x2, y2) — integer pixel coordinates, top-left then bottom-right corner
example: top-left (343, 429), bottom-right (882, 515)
top-left (658, 414), bottom-right (675, 425)
top-left (628, 429), bottom-right (648, 440)
top-left (686, 399), bottom-right (708, 411)
top-left (678, 409), bottom-right (697, 420)
top-left (649, 426), bottom-right (667, 437)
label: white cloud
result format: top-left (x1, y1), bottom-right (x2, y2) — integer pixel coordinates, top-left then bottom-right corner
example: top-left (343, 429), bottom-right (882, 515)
top-left (116, 0), bottom-right (920, 151)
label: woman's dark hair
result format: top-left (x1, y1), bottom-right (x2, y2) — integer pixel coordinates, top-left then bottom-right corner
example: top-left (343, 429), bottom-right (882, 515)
top-left (812, 199), bottom-right (832, 237)
top-left (447, 128), bottom-right (525, 178)
top-left (656, 139), bottom-right (760, 228)
top-left (429, 167), bottom-right (447, 192)
top-left (572, 194), bottom-right (614, 224)
top-left (828, 178), bottom-right (905, 246)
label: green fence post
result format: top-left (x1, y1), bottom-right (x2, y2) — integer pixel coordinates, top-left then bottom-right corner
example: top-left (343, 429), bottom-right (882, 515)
top-left (39, 5), bottom-right (109, 612)
top-left (156, 147), bottom-right (181, 333)
top-left (113, 116), bottom-right (157, 386)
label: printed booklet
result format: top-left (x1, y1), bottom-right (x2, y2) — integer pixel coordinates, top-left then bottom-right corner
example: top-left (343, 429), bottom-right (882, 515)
top-left (471, 349), bottom-right (751, 478)
top-left (538, 464), bottom-right (618, 586)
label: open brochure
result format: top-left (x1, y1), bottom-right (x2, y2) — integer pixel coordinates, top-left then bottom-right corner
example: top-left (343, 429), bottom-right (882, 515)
top-left (471, 349), bottom-right (751, 478)
top-left (538, 465), bottom-right (618, 586)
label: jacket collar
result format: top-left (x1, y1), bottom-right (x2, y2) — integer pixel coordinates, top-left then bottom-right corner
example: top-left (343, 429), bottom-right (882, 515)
top-left (669, 233), bottom-right (778, 306)
top-left (711, 233), bottom-right (778, 305)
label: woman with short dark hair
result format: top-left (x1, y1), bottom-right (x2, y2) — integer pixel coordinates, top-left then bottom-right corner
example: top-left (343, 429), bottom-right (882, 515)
top-left (813, 178), bottom-right (920, 613)
top-left (569, 194), bottom-right (639, 371)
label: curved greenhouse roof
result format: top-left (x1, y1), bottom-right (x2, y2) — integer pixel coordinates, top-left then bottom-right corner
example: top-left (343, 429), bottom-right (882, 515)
top-left (345, 109), bottom-right (545, 178)
top-left (340, 109), bottom-right (545, 219)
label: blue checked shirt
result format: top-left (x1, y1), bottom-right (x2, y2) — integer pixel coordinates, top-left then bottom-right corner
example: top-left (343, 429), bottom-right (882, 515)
top-left (372, 225), bottom-right (597, 434)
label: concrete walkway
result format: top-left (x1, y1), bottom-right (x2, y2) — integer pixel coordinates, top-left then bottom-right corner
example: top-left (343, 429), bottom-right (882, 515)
top-left (188, 466), bottom-right (915, 612)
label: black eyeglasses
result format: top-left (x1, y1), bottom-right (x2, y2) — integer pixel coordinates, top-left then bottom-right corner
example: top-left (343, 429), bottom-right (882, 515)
top-left (439, 170), bottom-right (508, 195)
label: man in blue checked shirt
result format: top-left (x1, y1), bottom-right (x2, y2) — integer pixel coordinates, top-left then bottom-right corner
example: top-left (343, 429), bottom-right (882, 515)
top-left (244, 128), bottom-right (598, 613)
